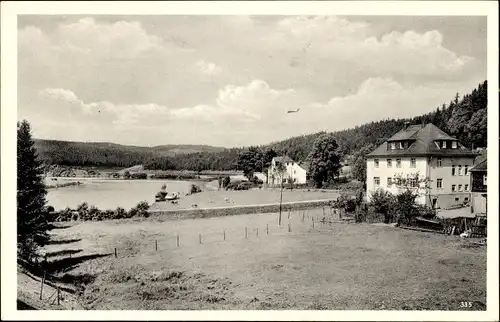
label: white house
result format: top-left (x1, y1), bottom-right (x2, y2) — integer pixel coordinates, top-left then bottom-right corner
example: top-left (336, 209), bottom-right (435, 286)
top-left (267, 156), bottom-right (307, 186)
top-left (366, 123), bottom-right (477, 209)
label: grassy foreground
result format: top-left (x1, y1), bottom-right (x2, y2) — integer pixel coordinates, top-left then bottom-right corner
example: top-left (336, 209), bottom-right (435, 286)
top-left (32, 208), bottom-right (486, 310)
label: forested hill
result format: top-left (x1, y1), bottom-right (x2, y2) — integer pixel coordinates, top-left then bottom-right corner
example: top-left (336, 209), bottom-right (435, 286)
top-left (33, 139), bottom-right (226, 168)
top-left (35, 80), bottom-right (487, 171)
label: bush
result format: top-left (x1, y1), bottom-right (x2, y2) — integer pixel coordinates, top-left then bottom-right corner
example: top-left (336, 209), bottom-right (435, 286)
top-left (130, 172), bottom-right (147, 179)
top-left (222, 176), bottom-right (231, 188)
top-left (368, 189), bottom-right (396, 223)
top-left (190, 184), bottom-right (202, 194)
top-left (226, 180), bottom-right (253, 191)
top-left (336, 193), bottom-right (357, 213)
top-left (114, 207), bottom-right (127, 219)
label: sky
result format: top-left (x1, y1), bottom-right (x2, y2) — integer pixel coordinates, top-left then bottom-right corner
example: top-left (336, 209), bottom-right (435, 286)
top-left (17, 15), bottom-right (487, 148)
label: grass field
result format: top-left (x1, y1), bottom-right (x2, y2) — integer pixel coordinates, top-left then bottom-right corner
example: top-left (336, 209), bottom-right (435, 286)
top-left (35, 208), bottom-right (487, 310)
top-left (149, 188), bottom-right (341, 211)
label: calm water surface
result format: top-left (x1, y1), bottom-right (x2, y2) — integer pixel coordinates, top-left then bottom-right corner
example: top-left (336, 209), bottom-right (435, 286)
top-left (45, 178), bottom-right (195, 210)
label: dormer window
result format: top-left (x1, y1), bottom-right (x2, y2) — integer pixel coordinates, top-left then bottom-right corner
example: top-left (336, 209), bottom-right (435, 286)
top-left (390, 142), bottom-right (396, 150)
top-left (451, 141), bottom-right (457, 149)
top-left (441, 141), bottom-right (446, 148)
top-left (403, 141), bottom-right (408, 149)
top-left (398, 142), bottom-right (403, 149)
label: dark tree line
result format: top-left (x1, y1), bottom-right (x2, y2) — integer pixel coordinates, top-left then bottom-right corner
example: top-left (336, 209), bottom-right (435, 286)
top-left (18, 121), bottom-right (51, 262)
top-left (34, 81), bottom-right (487, 172)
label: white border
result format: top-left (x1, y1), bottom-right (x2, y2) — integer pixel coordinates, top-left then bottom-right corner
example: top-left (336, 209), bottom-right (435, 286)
top-left (2, 1), bottom-right (499, 321)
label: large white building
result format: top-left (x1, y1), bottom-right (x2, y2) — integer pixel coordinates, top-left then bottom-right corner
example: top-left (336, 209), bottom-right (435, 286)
top-left (366, 123), bottom-right (477, 209)
top-left (267, 156), bottom-right (307, 186)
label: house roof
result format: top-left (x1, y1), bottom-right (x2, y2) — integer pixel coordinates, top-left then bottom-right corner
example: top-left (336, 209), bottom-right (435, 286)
top-left (273, 156), bottom-right (294, 163)
top-left (469, 159), bottom-right (487, 172)
top-left (299, 161), bottom-right (310, 169)
top-left (367, 123), bottom-right (476, 158)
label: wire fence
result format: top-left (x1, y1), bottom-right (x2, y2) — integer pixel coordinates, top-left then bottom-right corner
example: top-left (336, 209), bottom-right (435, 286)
top-left (107, 207), bottom-right (354, 258)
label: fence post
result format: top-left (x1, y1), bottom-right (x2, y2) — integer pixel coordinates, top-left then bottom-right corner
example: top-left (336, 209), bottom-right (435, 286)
top-left (223, 230), bottom-right (226, 241)
top-left (266, 224), bottom-right (269, 235)
top-left (322, 207), bottom-right (325, 217)
top-left (39, 271), bottom-right (46, 300)
top-left (302, 212), bottom-right (305, 222)
top-left (288, 223), bottom-right (291, 232)
top-left (245, 227), bottom-right (248, 239)
top-left (155, 240), bottom-right (158, 251)
top-left (176, 234), bottom-right (180, 247)
top-left (288, 210), bottom-right (291, 219)
top-left (199, 233), bottom-right (202, 244)
top-left (256, 228), bottom-right (259, 237)
top-left (114, 248), bottom-right (117, 258)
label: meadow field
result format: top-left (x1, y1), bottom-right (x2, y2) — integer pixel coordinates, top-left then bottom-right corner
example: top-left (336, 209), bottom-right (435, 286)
top-left (34, 208), bottom-right (487, 310)
top-left (149, 188), bottom-right (342, 211)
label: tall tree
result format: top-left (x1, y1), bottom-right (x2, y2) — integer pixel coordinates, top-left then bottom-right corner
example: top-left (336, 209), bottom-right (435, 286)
top-left (351, 143), bottom-right (376, 183)
top-left (17, 120), bottom-right (50, 262)
top-left (236, 146), bottom-right (262, 180)
top-left (307, 133), bottom-right (341, 188)
top-left (261, 148), bottom-right (278, 182)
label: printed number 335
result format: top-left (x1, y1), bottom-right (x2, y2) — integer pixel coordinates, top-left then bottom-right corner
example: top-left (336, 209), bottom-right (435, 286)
top-left (460, 301), bottom-right (472, 308)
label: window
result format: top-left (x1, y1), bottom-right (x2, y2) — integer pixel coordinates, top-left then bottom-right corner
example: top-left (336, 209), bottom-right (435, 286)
top-left (465, 184), bottom-right (469, 191)
top-left (455, 197), bottom-right (460, 202)
top-left (458, 184), bottom-right (463, 192)
top-left (437, 178), bottom-right (443, 189)
top-left (452, 184), bottom-right (456, 192)
top-left (451, 165), bottom-right (456, 176)
top-left (452, 141), bottom-right (457, 148)
top-left (390, 142), bottom-right (396, 150)
top-left (374, 159), bottom-right (379, 168)
top-left (483, 174), bottom-right (487, 186)
top-left (409, 178), bottom-right (418, 188)
top-left (374, 177), bottom-right (380, 186)
top-left (387, 177), bottom-right (392, 186)
top-left (398, 142), bottom-right (403, 149)
top-left (410, 158), bottom-right (416, 168)
top-left (458, 165), bottom-right (463, 176)
top-left (437, 158), bottom-right (442, 167)
top-left (387, 159), bottom-right (392, 168)
top-left (465, 165), bottom-right (468, 175)
top-left (441, 141), bottom-right (446, 148)
top-left (396, 159), bottom-right (401, 168)
top-left (403, 141), bottom-right (409, 149)
top-left (464, 197), bottom-right (469, 202)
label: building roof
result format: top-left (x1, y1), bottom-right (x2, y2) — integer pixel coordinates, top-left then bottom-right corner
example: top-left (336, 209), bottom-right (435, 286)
top-left (273, 156), bottom-right (294, 163)
top-left (367, 123), bottom-right (476, 157)
top-left (387, 124), bottom-right (423, 141)
top-left (469, 158), bottom-right (487, 172)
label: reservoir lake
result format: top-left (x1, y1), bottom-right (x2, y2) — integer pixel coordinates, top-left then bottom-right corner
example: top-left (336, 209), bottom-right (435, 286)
top-left (45, 178), bottom-right (198, 210)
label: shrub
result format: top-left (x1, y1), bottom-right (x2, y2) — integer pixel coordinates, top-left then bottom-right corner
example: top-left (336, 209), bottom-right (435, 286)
top-left (368, 189), bottom-right (396, 223)
top-left (114, 207), bottom-right (127, 219)
top-left (222, 176), bottom-right (231, 188)
top-left (336, 193), bottom-right (357, 213)
top-left (130, 172), bottom-right (147, 179)
top-left (135, 201), bottom-right (150, 217)
top-left (88, 205), bottom-right (101, 221)
top-left (190, 184), bottom-right (202, 194)
top-left (227, 180), bottom-right (253, 190)
top-left (76, 202), bottom-right (89, 220)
